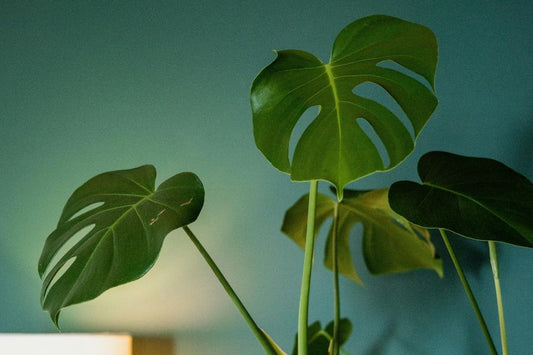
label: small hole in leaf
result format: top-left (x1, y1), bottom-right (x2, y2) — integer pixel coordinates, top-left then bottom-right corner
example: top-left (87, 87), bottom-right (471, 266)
top-left (356, 118), bottom-right (390, 168)
top-left (289, 105), bottom-right (319, 166)
top-left (352, 82), bottom-right (414, 139)
top-left (377, 60), bottom-right (432, 91)
top-left (44, 256), bottom-right (76, 299)
top-left (44, 224), bottom-right (95, 279)
top-left (66, 202), bottom-right (105, 222)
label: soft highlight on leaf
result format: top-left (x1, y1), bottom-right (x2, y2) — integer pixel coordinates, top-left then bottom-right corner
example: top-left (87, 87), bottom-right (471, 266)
top-left (252, 15), bottom-right (438, 199)
top-left (389, 151), bottom-right (533, 247)
top-left (38, 165), bottom-right (205, 326)
top-left (281, 189), bottom-right (442, 283)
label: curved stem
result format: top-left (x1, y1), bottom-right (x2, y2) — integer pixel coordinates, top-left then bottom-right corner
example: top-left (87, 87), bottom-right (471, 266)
top-left (298, 180), bottom-right (319, 355)
top-left (489, 241), bottom-right (508, 355)
top-left (439, 229), bottom-right (497, 355)
top-left (183, 226), bottom-right (277, 355)
top-left (330, 202), bottom-right (341, 355)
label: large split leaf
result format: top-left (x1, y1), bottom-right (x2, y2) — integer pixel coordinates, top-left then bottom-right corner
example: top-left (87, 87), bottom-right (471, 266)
top-left (291, 319), bottom-right (353, 355)
top-left (282, 188), bottom-right (442, 283)
top-left (38, 165), bottom-right (205, 326)
top-left (251, 15), bottom-right (438, 199)
top-left (389, 151), bottom-right (533, 247)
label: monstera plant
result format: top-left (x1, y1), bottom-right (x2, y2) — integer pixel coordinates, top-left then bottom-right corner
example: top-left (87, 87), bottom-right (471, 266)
top-left (37, 14), bottom-right (533, 355)
top-left (251, 14), bottom-right (438, 355)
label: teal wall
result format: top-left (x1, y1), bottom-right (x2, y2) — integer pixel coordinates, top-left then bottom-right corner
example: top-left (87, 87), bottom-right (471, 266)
top-left (2, 1), bottom-right (532, 354)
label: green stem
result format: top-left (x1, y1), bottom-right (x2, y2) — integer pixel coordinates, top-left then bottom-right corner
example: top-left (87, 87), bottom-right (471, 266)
top-left (439, 229), bottom-right (497, 355)
top-left (298, 180), bottom-right (319, 355)
top-left (183, 226), bottom-right (277, 355)
top-left (489, 241), bottom-right (508, 355)
top-left (330, 202), bottom-right (341, 355)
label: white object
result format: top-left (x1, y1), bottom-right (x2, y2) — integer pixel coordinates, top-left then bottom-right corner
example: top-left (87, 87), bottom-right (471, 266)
top-left (0, 333), bottom-right (132, 355)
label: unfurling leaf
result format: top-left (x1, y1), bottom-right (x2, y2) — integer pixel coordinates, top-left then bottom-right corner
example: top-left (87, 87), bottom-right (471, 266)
top-left (389, 151), bottom-right (533, 247)
top-left (38, 165), bottom-right (204, 326)
top-left (282, 189), bottom-right (442, 283)
top-left (252, 15), bottom-right (438, 199)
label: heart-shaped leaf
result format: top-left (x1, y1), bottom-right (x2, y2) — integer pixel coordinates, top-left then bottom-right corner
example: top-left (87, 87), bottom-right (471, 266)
top-left (291, 318), bottom-right (352, 355)
top-left (251, 15), bottom-right (438, 199)
top-left (282, 188), bottom-right (442, 283)
top-left (389, 151), bottom-right (533, 247)
top-left (38, 165), bottom-right (204, 326)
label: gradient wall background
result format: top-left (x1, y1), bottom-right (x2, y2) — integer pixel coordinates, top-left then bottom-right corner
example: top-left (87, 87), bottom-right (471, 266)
top-left (2, 1), bottom-right (532, 354)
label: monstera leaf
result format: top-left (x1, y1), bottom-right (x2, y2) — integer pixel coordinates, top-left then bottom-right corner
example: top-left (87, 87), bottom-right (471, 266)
top-left (389, 151), bottom-right (533, 247)
top-left (251, 15), bottom-right (438, 199)
top-left (282, 188), bottom-right (442, 283)
top-left (291, 319), bottom-right (353, 355)
top-left (38, 165), bottom-right (204, 325)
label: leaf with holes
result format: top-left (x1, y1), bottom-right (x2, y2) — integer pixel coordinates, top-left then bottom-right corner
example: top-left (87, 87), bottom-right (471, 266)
top-left (389, 151), bottom-right (533, 247)
top-left (282, 188), bottom-right (442, 283)
top-left (38, 165), bottom-right (204, 326)
top-left (251, 15), bottom-right (438, 199)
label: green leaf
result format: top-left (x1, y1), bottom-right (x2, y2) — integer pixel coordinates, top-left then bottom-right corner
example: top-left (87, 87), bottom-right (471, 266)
top-left (291, 319), bottom-right (352, 355)
top-left (389, 151), bottom-right (533, 247)
top-left (324, 318), bottom-right (353, 347)
top-left (38, 165), bottom-right (204, 326)
top-left (251, 15), bottom-right (438, 199)
top-left (281, 189), bottom-right (442, 283)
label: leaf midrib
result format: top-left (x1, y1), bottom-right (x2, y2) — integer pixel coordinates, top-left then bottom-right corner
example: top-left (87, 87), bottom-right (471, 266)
top-left (58, 190), bottom-right (156, 304)
top-left (423, 181), bottom-right (520, 236)
top-left (325, 63), bottom-right (342, 182)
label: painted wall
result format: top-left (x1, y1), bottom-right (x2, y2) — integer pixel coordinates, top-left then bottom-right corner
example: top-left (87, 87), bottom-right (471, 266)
top-left (2, 1), bottom-right (532, 354)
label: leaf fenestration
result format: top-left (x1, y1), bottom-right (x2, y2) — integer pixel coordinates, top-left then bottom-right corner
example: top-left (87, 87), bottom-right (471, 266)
top-left (38, 165), bottom-right (205, 326)
top-left (252, 15), bottom-right (438, 199)
top-left (281, 189), bottom-right (442, 283)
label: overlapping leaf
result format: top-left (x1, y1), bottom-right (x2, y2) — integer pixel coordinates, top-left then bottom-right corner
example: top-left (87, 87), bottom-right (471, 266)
top-left (251, 15), bottom-right (438, 199)
top-left (38, 165), bottom-right (204, 325)
top-left (282, 189), bottom-right (442, 283)
top-left (389, 151), bottom-right (533, 247)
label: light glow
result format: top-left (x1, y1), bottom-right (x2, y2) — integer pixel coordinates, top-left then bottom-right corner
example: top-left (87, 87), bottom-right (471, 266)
top-left (0, 333), bottom-right (131, 355)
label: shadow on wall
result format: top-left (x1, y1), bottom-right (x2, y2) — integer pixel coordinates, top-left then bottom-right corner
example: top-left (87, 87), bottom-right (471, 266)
top-left (133, 337), bottom-right (175, 355)
top-left (510, 116), bottom-right (533, 177)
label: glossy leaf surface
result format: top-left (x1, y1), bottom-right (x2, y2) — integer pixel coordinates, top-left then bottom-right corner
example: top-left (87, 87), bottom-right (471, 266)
top-left (38, 165), bottom-right (204, 325)
top-left (252, 15), bottom-right (438, 199)
top-left (291, 319), bottom-right (352, 355)
top-left (389, 151), bottom-right (533, 247)
top-left (282, 189), bottom-right (442, 283)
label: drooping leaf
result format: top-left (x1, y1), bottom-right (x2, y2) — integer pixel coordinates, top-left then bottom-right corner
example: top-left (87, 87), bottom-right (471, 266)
top-left (281, 189), bottom-right (442, 283)
top-left (389, 151), bottom-right (533, 247)
top-left (291, 319), bottom-right (352, 355)
top-left (251, 15), bottom-right (438, 199)
top-left (38, 165), bottom-right (204, 326)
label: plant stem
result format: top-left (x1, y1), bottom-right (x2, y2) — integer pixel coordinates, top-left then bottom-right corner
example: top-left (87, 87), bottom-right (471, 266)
top-left (298, 180), bottom-right (319, 355)
top-left (439, 229), bottom-right (497, 355)
top-left (183, 226), bottom-right (277, 355)
top-left (489, 241), bottom-right (508, 355)
top-left (330, 202), bottom-right (341, 355)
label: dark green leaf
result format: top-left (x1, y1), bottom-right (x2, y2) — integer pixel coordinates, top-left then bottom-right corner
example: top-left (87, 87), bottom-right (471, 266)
top-left (252, 15), bottom-right (438, 199)
top-left (282, 189), bottom-right (442, 283)
top-left (38, 165), bottom-right (204, 326)
top-left (324, 318), bottom-right (353, 347)
top-left (389, 151), bottom-right (533, 247)
top-left (291, 319), bottom-right (353, 355)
